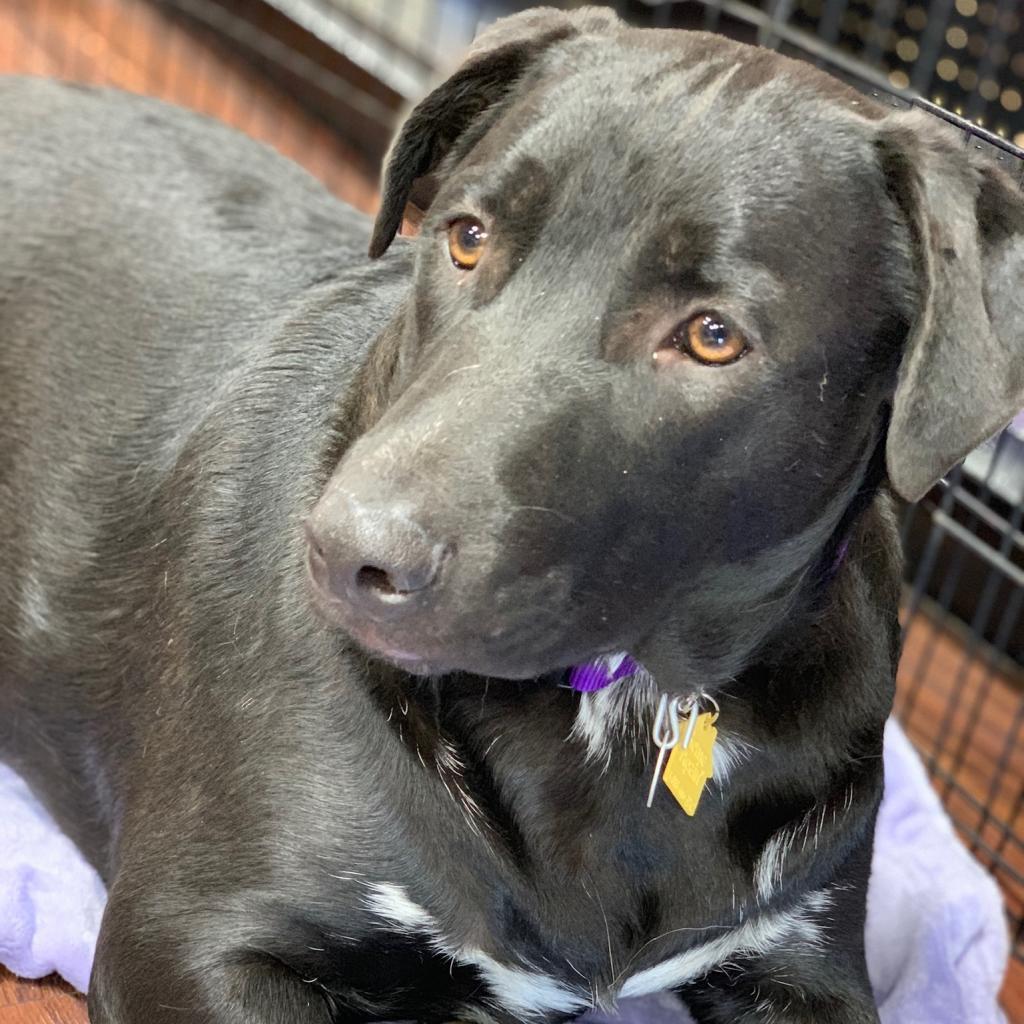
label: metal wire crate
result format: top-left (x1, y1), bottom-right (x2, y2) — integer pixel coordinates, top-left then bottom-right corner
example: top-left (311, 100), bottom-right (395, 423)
top-left (3, 0), bottom-right (1023, 983)
top-left (898, 424), bottom-right (1024, 955)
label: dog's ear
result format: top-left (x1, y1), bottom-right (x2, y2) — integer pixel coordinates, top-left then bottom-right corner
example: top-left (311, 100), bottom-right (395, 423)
top-left (877, 114), bottom-right (1024, 501)
top-left (368, 7), bottom-right (617, 259)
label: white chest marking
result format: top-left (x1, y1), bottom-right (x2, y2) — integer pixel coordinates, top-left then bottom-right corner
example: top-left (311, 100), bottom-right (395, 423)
top-left (754, 827), bottom-right (796, 903)
top-left (363, 881), bottom-right (435, 933)
top-left (363, 883), bottom-right (589, 1018)
top-left (364, 882), bottom-right (829, 1015)
top-left (463, 954), bottom-right (589, 1017)
top-left (569, 664), bottom-right (658, 768)
top-left (619, 893), bottom-right (828, 998)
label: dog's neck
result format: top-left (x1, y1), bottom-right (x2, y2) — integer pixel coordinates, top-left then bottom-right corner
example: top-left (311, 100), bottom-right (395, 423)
top-left (362, 487), bottom-right (894, 792)
top-left (351, 315), bottom-right (894, 797)
top-left (357, 499), bottom-right (898, 877)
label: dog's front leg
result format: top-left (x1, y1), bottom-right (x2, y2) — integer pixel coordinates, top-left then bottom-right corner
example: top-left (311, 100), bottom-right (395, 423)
top-left (88, 896), bottom-right (335, 1024)
top-left (679, 837), bottom-right (881, 1024)
top-left (678, 915), bottom-right (883, 1024)
top-left (681, 970), bottom-right (880, 1024)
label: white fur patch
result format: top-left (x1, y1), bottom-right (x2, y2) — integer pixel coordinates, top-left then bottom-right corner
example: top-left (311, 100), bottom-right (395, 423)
top-left (570, 688), bottom-right (615, 765)
top-left (363, 882), bottom-right (435, 933)
top-left (754, 792), bottom-right (854, 901)
top-left (711, 732), bottom-right (757, 785)
top-left (461, 949), bottom-right (589, 1017)
top-left (754, 827), bottom-right (795, 903)
top-left (619, 893), bottom-right (828, 998)
top-left (802, 889), bottom-right (834, 916)
top-left (18, 570), bottom-right (51, 637)
top-left (606, 652), bottom-right (629, 674)
top-left (571, 668), bottom-right (754, 793)
top-left (362, 883), bottom-right (589, 1019)
top-left (569, 659), bottom-right (658, 768)
top-left (364, 881), bottom-right (831, 1015)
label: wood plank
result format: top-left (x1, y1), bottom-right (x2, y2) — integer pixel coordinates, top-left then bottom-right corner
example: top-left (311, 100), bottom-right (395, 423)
top-left (1003, 957), bottom-right (1024, 1023)
top-left (0, 972), bottom-right (83, 1018)
top-left (0, 1000), bottom-right (88, 1024)
top-left (0, 973), bottom-right (71, 1008)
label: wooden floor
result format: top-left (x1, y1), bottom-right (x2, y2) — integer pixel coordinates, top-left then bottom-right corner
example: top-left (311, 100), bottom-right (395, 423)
top-left (0, 973), bottom-right (85, 1024)
top-left (1, 0), bottom-right (1022, 1021)
top-left (898, 607), bottom-right (1024, 923)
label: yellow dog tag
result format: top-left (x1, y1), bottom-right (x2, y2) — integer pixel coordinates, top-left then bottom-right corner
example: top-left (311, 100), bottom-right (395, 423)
top-left (662, 712), bottom-right (718, 816)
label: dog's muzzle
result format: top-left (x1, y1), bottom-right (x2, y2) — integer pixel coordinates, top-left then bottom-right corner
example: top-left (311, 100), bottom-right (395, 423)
top-left (305, 492), bottom-right (452, 618)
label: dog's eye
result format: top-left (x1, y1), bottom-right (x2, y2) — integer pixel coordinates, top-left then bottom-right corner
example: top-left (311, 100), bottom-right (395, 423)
top-left (670, 313), bottom-right (748, 366)
top-left (447, 217), bottom-right (488, 270)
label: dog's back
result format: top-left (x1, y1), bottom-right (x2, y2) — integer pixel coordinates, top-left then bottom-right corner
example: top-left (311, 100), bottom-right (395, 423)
top-left (0, 77), bottom-right (400, 865)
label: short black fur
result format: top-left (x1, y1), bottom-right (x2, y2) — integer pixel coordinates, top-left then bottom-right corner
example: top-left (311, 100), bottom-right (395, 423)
top-left (2, 8), bottom-right (1023, 1024)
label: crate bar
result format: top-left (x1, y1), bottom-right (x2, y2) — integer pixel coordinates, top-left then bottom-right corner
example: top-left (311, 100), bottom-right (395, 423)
top-left (862, 0), bottom-right (898, 70)
top-left (159, 0), bottom-right (397, 126)
top-left (910, 0), bottom-right (956, 97)
top-left (965, 0), bottom-right (1016, 123)
top-left (684, 0), bottom-right (1024, 162)
top-left (937, 478), bottom-right (1024, 560)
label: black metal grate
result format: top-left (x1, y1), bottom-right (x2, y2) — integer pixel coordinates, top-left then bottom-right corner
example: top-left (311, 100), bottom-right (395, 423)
top-left (898, 429), bottom-right (1024, 956)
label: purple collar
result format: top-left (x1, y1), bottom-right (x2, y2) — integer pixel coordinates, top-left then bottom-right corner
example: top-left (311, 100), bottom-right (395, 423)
top-left (568, 652), bottom-right (642, 692)
top-left (827, 536), bottom-right (851, 583)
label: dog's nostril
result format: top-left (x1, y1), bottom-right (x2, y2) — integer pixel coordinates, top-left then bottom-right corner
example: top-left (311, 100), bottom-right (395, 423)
top-left (356, 565), bottom-right (402, 596)
top-left (306, 496), bottom-right (448, 610)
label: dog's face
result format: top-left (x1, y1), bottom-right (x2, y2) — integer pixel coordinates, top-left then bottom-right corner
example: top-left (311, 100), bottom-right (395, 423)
top-left (307, 9), bottom-right (1024, 681)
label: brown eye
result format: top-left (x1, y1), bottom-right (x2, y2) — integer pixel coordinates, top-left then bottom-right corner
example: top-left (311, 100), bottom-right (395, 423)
top-left (678, 313), bottom-right (748, 365)
top-left (447, 217), bottom-right (488, 270)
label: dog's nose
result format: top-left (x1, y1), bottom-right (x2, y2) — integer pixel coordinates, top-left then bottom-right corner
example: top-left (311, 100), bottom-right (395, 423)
top-left (305, 493), bottom-right (448, 614)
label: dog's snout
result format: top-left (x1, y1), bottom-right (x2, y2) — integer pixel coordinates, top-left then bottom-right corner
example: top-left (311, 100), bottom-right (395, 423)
top-left (306, 491), bottom-right (448, 616)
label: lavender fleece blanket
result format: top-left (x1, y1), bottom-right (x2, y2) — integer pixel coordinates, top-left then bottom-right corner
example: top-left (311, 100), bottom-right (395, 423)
top-left (0, 720), bottom-right (1008, 1022)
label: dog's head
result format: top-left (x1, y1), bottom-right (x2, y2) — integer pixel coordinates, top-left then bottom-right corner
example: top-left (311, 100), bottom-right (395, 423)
top-left (307, 7), bottom-right (1024, 683)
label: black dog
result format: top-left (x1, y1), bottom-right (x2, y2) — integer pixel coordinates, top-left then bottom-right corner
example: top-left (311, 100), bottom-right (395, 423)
top-left (1, 7), bottom-right (1022, 1023)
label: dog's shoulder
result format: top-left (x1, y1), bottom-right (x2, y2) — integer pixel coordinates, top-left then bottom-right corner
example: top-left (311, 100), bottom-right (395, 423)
top-left (0, 77), bottom-right (371, 283)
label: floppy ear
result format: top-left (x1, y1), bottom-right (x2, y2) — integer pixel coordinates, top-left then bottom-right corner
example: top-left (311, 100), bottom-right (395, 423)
top-left (878, 114), bottom-right (1024, 502)
top-left (368, 6), bottom-right (617, 259)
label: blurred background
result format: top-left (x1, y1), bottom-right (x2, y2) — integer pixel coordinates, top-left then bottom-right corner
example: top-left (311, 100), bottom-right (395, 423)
top-left (1, 0), bottom-right (1023, 1017)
